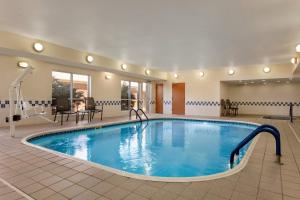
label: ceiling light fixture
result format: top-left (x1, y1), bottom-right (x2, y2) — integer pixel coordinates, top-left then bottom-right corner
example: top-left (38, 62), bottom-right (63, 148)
top-left (105, 74), bottom-right (112, 80)
top-left (17, 61), bottom-right (29, 68)
top-left (291, 57), bottom-right (298, 64)
top-left (263, 66), bottom-right (271, 73)
top-left (174, 73), bottom-right (178, 79)
top-left (121, 64), bottom-right (127, 70)
top-left (86, 55), bottom-right (94, 63)
top-left (199, 71), bottom-right (204, 77)
top-left (33, 42), bottom-right (44, 52)
top-left (228, 69), bottom-right (235, 76)
top-left (145, 69), bottom-right (150, 75)
top-left (296, 44), bottom-right (300, 53)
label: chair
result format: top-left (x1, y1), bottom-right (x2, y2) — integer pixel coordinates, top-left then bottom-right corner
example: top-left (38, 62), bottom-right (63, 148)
top-left (225, 99), bottom-right (239, 116)
top-left (220, 99), bottom-right (227, 116)
top-left (81, 97), bottom-right (103, 122)
top-left (53, 97), bottom-right (76, 125)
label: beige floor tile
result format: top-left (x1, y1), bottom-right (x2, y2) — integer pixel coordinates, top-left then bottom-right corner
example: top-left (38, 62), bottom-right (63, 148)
top-left (22, 182), bottom-right (45, 194)
top-left (45, 193), bottom-right (68, 200)
top-left (49, 179), bottom-right (74, 192)
top-left (31, 187), bottom-right (56, 200)
top-left (123, 193), bottom-right (148, 200)
top-left (60, 184), bottom-right (86, 198)
top-left (134, 184), bottom-right (159, 198)
top-left (90, 181), bottom-right (115, 195)
top-left (0, 191), bottom-right (24, 200)
top-left (72, 190), bottom-right (100, 200)
top-left (78, 176), bottom-right (102, 188)
top-left (103, 187), bottom-right (131, 200)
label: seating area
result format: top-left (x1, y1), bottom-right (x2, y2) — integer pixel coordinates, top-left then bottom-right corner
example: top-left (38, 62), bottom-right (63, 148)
top-left (52, 97), bottom-right (104, 125)
top-left (220, 99), bottom-right (239, 116)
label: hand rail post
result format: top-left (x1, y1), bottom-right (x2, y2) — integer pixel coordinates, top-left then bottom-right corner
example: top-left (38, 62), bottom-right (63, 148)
top-left (289, 103), bottom-right (293, 123)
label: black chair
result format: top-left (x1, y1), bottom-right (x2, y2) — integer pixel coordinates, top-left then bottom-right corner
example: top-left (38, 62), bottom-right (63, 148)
top-left (53, 97), bottom-right (76, 125)
top-left (225, 99), bottom-right (239, 116)
top-left (81, 97), bottom-right (103, 122)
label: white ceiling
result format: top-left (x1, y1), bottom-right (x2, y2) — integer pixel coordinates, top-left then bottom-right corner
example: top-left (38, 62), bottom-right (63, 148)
top-left (0, 0), bottom-right (300, 71)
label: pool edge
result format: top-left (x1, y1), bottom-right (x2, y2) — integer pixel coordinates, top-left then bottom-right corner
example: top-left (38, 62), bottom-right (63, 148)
top-left (21, 116), bottom-right (261, 183)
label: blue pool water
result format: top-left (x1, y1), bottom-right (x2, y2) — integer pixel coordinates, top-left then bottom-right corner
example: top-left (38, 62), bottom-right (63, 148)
top-left (29, 119), bottom-right (257, 178)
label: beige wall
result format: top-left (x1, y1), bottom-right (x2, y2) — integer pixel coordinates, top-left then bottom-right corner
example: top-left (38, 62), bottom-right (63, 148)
top-left (0, 55), bottom-right (155, 126)
top-left (221, 82), bottom-right (300, 116)
top-left (161, 64), bottom-right (296, 117)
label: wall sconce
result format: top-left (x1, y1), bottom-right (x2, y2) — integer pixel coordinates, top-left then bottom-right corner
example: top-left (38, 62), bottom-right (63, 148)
top-left (121, 64), bottom-right (127, 70)
top-left (17, 61), bottom-right (29, 68)
top-left (174, 73), bottom-right (178, 78)
top-left (263, 66), bottom-right (271, 73)
top-left (199, 71), bottom-right (204, 77)
top-left (228, 69), bottom-right (235, 75)
top-left (33, 42), bottom-right (44, 52)
top-left (145, 69), bottom-right (150, 75)
top-left (105, 74), bottom-right (112, 80)
top-left (290, 57), bottom-right (298, 64)
top-left (86, 55), bottom-right (94, 63)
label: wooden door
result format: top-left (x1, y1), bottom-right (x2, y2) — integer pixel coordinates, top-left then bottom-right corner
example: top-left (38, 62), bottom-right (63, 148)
top-left (172, 83), bottom-right (185, 115)
top-left (156, 84), bottom-right (163, 113)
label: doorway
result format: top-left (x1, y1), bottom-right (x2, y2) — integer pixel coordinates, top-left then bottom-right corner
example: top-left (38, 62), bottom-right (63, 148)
top-left (172, 83), bottom-right (185, 115)
top-left (156, 84), bottom-right (163, 113)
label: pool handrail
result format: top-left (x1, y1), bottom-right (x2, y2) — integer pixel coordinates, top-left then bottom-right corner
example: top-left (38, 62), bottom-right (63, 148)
top-left (230, 124), bottom-right (281, 167)
top-left (129, 108), bottom-right (149, 122)
top-left (137, 108), bottom-right (149, 120)
top-left (129, 108), bottom-right (142, 121)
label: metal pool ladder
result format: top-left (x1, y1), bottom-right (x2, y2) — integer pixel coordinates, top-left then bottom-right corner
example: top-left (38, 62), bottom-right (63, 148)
top-left (129, 108), bottom-right (149, 122)
top-left (230, 124), bottom-right (281, 168)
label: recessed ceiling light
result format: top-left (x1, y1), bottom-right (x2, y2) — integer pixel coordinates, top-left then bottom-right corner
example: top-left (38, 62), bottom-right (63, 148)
top-left (263, 66), bottom-right (271, 73)
top-left (228, 69), bottom-right (235, 76)
top-left (17, 61), bottom-right (29, 68)
top-left (86, 55), bottom-right (94, 63)
top-left (199, 71), bottom-right (204, 77)
top-left (121, 64), bottom-right (127, 70)
top-left (290, 57), bottom-right (298, 64)
top-left (33, 42), bottom-right (44, 52)
top-left (296, 44), bottom-right (300, 53)
top-left (174, 73), bottom-right (178, 78)
top-left (145, 69), bottom-right (150, 75)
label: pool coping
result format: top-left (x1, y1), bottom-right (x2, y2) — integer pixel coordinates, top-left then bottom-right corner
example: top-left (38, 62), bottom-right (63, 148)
top-left (21, 116), bottom-right (261, 183)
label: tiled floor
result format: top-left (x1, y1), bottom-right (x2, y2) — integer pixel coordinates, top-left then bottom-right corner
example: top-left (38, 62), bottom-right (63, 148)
top-left (0, 115), bottom-right (299, 200)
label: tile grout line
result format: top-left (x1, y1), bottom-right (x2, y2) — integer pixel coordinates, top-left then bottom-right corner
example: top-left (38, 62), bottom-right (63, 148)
top-left (0, 176), bottom-right (35, 200)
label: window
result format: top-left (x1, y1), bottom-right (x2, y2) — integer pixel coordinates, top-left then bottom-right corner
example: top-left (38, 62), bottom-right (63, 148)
top-left (52, 71), bottom-right (90, 111)
top-left (121, 80), bottom-right (151, 111)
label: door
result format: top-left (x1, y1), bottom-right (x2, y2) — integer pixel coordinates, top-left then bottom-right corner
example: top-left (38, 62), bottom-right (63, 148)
top-left (156, 84), bottom-right (163, 113)
top-left (172, 83), bottom-right (185, 115)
